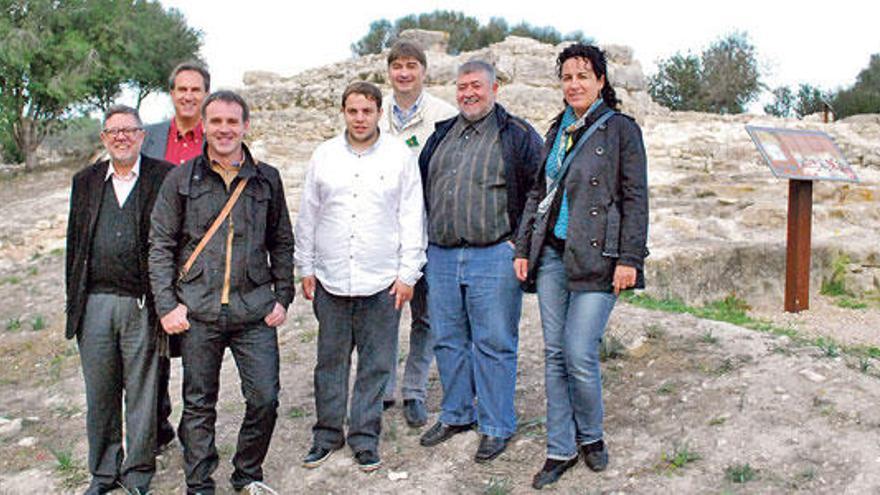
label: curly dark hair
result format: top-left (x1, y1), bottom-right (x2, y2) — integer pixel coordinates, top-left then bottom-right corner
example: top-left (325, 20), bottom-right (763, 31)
top-left (556, 43), bottom-right (620, 110)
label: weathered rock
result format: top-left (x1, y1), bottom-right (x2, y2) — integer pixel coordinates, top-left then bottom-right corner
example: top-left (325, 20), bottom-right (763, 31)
top-left (0, 417), bottom-right (23, 438)
top-left (398, 29), bottom-right (449, 53)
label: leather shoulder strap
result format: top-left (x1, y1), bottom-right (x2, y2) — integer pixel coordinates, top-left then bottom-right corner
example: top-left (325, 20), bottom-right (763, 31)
top-left (178, 178), bottom-right (249, 280)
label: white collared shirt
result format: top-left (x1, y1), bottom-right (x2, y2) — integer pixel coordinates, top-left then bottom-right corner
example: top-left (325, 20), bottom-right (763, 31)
top-left (104, 157), bottom-right (141, 207)
top-left (294, 132), bottom-right (426, 297)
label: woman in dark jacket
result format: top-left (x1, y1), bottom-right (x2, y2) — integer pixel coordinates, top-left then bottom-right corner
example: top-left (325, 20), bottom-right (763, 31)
top-left (514, 43), bottom-right (648, 489)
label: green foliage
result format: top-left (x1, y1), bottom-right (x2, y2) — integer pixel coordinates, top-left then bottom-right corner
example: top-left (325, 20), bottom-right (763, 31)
top-left (649, 32), bottom-right (762, 114)
top-left (484, 477), bottom-right (512, 495)
top-left (765, 84), bottom-right (831, 118)
top-left (40, 116), bottom-right (100, 157)
top-left (820, 253), bottom-right (851, 297)
top-left (832, 53), bottom-right (880, 118)
top-left (351, 11), bottom-right (589, 56)
top-left (661, 442), bottom-right (701, 472)
top-left (621, 292), bottom-right (798, 339)
top-left (725, 463), bottom-right (757, 483)
top-left (0, 0), bottom-right (201, 169)
top-left (31, 314), bottom-right (45, 331)
top-left (5, 317), bottom-right (21, 332)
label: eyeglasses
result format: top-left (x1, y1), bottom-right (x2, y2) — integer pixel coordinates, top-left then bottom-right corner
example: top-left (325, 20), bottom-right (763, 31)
top-left (102, 127), bottom-right (143, 138)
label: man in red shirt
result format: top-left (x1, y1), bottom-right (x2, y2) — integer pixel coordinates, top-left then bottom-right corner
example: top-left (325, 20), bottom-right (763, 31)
top-left (143, 61), bottom-right (209, 165)
top-left (142, 61), bottom-right (210, 453)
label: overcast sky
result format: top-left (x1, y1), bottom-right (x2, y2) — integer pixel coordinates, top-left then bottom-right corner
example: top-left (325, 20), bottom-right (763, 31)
top-left (138, 0), bottom-right (880, 122)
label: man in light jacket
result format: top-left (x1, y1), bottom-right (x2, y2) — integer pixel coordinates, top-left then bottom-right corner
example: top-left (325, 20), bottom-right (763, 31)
top-left (378, 40), bottom-right (457, 427)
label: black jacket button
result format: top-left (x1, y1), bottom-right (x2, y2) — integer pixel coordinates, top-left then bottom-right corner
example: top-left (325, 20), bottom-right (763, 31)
top-left (595, 146), bottom-right (604, 156)
top-left (590, 239), bottom-right (599, 248)
top-left (590, 177), bottom-right (599, 186)
top-left (590, 208), bottom-right (599, 216)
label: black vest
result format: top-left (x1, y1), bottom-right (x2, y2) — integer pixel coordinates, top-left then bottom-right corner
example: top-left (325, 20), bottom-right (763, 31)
top-left (87, 180), bottom-right (143, 297)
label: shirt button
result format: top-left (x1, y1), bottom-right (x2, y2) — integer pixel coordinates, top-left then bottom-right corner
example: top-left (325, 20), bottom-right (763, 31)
top-left (595, 146), bottom-right (605, 156)
top-left (351, 214), bottom-right (356, 218)
top-left (590, 177), bottom-right (600, 186)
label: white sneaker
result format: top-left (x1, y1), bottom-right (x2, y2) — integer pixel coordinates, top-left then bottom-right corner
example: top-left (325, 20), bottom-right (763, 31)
top-left (241, 481), bottom-right (279, 495)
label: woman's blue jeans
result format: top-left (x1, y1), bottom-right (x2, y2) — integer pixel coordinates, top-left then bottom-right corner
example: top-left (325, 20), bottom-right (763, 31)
top-left (536, 246), bottom-right (616, 459)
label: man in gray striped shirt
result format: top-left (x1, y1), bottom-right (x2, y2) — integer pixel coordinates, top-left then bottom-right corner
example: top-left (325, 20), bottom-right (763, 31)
top-left (417, 61), bottom-right (543, 463)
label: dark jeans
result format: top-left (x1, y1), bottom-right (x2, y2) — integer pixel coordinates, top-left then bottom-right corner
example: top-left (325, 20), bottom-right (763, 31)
top-left (179, 309), bottom-right (280, 494)
top-left (312, 282), bottom-right (400, 452)
top-left (78, 293), bottom-right (157, 492)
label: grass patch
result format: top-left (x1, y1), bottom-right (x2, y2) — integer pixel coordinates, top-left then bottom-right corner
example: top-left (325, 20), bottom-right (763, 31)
top-left (287, 406), bottom-right (310, 419)
top-left (6, 317), bottom-right (22, 332)
top-left (299, 329), bottom-right (317, 344)
top-left (622, 292), bottom-right (796, 337)
top-left (51, 447), bottom-right (88, 489)
top-left (700, 330), bottom-right (719, 345)
top-left (835, 297), bottom-right (868, 309)
top-left (708, 416), bottom-right (727, 426)
top-left (725, 463), bottom-right (757, 483)
top-left (657, 381), bottom-right (677, 395)
top-left (820, 253), bottom-right (850, 297)
top-left (644, 323), bottom-right (666, 340)
top-left (599, 335), bottom-right (626, 361)
top-left (815, 337), bottom-right (840, 358)
top-left (26, 266), bottom-right (38, 277)
top-left (484, 477), bottom-right (512, 495)
top-left (49, 247), bottom-right (65, 257)
top-left (31, 314), bottom-right (46, 331)
top-left (660, 442), bottom-right (701, 473)
top-left (1, 275), bottom-right (22, 285)
top-left (517, 416), bottom-right (547, 437)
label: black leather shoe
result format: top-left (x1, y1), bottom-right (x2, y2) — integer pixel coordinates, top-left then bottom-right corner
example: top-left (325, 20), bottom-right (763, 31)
top-left (403, 399), bottom-right (427, 427)
top-left (532, 457), bottom-right (579, 489)
top-left (580, 440), bottom-right (609, 471)
top-left (302, 444), bottom-right (341, 468)
top-left (419, 421), bottom-right (475, 447)
top-left (474, 434), bottom-right (510, 463)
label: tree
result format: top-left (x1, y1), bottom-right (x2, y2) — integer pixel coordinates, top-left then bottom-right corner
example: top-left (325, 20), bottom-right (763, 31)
top-left (0, 0), bottom-right (101, 170)
top-left (648, 53), bottom-right (703, 111)
top-left (0, 0), bottom-right (201, 168)
top-left (649, 32), bottom-right (762, 114)
top-left (832, 53), bottom-right (880, 118)
top-left (127, 1), bottom-right (202, 108)
top-left (699, 32), bottom-right (761, 113)
top-left (765, 84), bottom-right (830, 119)
top-left (351, 11), bottom-right (590, 56)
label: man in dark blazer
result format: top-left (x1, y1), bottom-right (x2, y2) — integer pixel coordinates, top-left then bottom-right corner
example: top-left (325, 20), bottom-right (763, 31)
top-left (141, 60), bottom-right (210, 451)
top-left (65, 105), bottom-right (173, 495)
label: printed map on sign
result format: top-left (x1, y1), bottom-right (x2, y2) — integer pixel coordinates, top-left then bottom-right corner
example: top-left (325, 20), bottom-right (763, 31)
top-left (745, 126), bottom-right (859, 183)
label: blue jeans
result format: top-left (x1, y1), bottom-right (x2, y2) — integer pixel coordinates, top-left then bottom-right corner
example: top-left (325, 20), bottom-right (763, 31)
top-left (536, 247), bottom-right (616, 459)
top-left (427, 242), bottom-right (522, 438)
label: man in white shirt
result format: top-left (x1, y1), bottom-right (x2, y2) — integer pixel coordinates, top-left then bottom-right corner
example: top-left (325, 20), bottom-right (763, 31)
top-left (379, 41), bottom-right (457, 427)
top-left (295, 81), bottom-right (426, 472)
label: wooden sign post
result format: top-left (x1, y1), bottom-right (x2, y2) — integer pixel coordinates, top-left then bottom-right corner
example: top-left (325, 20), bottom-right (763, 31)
top-left (746, 126), bottom-right (859, 313)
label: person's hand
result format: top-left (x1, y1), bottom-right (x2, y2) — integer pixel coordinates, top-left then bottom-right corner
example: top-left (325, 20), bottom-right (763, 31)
top-left (514, 258), bottom-right (529, 282)
top-left (389, 279), bottom-right (414, 310)
top-left (160, 304), bottom-right (190, 334)
top-left (264, 302), bottom-right (287, 327)
top-left (301, 275), bottom-right (316, 301)
top-left (612, 264), bottom-right (637, 295)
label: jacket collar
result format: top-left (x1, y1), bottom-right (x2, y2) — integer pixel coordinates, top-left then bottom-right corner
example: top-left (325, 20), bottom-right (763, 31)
top-left (194, 142), bottom-right (260, 181)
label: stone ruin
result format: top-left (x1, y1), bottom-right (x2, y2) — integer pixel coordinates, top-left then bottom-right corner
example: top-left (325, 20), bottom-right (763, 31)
top-left (238, 30), bottom-right (880, 309)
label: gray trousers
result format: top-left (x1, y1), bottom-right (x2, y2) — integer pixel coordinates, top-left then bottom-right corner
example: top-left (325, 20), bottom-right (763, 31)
top-left (312, 282), bottom-right (400, 452)
top-left (78, 293), bottom-right (157, 491)
top-left (385, 278), bottom-right (433, 402)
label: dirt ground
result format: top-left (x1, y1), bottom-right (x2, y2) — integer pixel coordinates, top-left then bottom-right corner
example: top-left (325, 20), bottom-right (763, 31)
top-left (2, 164), bottom-right (880, 494)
